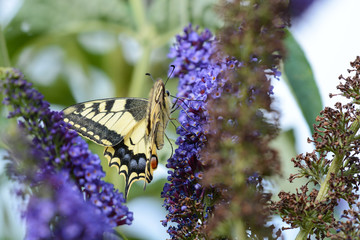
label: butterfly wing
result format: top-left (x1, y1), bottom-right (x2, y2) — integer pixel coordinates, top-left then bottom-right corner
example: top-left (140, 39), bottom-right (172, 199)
top-left (63, 98), bottom-right (148, 146)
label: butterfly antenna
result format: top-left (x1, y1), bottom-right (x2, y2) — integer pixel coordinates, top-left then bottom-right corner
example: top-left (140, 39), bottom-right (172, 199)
top-left (145, 73), bottom-right (156, 83)
top-left (165, 65), bottom-right (175, 86)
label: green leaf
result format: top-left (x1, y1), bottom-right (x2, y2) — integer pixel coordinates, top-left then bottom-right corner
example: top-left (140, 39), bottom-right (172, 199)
top-left (283, 31), bottom-right (323, 135)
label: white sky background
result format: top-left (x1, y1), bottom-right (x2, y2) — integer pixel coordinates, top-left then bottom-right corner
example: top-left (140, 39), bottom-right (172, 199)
top-left (1, 0), bottom-right (360, 239)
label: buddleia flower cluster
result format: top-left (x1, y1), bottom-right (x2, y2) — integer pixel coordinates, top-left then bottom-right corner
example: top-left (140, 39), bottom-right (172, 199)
top-left (0, 68), bottom-right (132, 239)
top-left (272, 56), bottom-right (360, 239)
top-left (161, 24), bottom-right (241, 239)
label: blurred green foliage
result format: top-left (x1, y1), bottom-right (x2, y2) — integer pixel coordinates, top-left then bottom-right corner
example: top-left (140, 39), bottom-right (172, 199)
top-left (3, 0), bottom-right (220, 100)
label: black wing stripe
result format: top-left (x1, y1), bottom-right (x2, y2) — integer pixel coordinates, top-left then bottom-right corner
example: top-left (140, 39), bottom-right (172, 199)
top-left (125, 99), bottom-right (148, 121)
top-left (105, 100), bottom-right (115, 112)
top-left (65, 112), bottom-right (122, 145)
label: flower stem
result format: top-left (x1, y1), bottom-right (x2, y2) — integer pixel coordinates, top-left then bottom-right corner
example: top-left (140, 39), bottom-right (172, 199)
top-left (0, 26), bottom-right (11, 67)
top-left (295, 116), bottom-right (360, 239)
top-left (232, 219), bottom-right (246, 240)
top-left (128, 0), bottom-right (153, 97)
top-left (129, 46), bottom-right (151, 97)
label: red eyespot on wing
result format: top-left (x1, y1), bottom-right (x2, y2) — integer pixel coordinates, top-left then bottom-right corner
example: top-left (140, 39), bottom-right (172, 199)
top-left (150, 155), bottom-right (158, 170)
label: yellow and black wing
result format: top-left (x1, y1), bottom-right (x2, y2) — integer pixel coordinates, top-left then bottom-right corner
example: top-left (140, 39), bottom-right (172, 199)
top-left (63, 98), bottom-right (148, 146)
top-left (63, 79), bottom-right (172, 200)
top-left (63, 98), bottom-right (152, 199)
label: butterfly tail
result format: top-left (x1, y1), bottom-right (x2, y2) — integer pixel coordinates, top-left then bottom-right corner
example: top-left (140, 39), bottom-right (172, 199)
top-left (104, 142), bottom-right (149, 201)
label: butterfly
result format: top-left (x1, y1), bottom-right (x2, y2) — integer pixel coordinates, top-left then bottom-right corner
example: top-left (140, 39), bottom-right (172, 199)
top-left (63, 75), bottom-right (173, 200)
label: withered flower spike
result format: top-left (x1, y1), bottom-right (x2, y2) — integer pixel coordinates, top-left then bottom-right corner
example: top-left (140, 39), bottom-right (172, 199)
top-left (273, 56), bottom-right (360, 239)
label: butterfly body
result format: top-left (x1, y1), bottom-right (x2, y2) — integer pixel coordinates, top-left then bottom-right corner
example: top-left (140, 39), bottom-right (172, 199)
top-left (63, 79), bottom-right (171, 199)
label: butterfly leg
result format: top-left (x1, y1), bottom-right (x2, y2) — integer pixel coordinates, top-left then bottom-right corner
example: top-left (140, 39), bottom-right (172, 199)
top-left (164, 133), bottom-right (174, 158)
top-left (169, 117), bottom-right (194, 135)
top-left (171, 98), bottom-right (180, 113)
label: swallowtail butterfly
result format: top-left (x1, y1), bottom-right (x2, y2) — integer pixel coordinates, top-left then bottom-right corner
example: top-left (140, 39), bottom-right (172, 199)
top-left (63, 78), bottom-right (172, 200)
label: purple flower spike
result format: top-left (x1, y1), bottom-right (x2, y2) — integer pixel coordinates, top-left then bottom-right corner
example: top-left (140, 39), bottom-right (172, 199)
top-left (161, 25), bottom-right (241, 239)
top-left (0, 69), bottom-right (133, 239)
